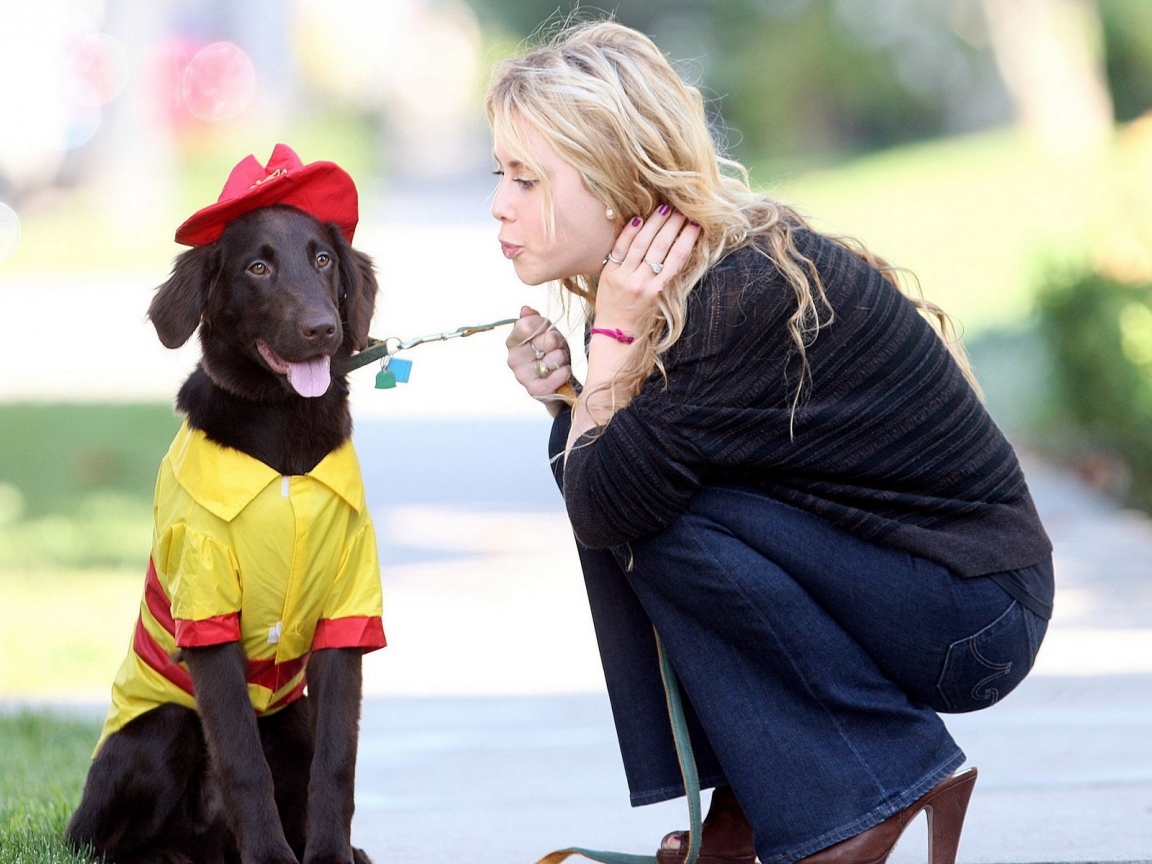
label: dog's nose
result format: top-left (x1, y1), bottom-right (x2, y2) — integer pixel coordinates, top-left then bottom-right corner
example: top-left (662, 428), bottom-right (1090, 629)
top-left (301, 312), bottom-right (338, 344)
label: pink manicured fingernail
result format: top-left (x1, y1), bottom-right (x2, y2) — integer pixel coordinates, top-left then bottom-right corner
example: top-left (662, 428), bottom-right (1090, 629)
top-left (658, 204), bottom-right (670, 215)
top-left (631, 217), bottom-right (643, 227)
top-left (690, 221), bottom-right (700, 227)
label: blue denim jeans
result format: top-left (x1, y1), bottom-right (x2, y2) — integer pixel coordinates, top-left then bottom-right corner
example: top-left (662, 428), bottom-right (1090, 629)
top-left (576, 486), bottom-right (1049, 864)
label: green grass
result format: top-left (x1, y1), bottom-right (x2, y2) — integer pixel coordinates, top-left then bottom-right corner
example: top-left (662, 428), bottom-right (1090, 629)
top-left (0, 403), bottom-right (178, 571)
top-left (0, 403), bottom-right (181, 519)
top-left (0, 712), bottom-right (100, 864)
top-left (0, 567), bottom-right (140, 699)
top-left (762, 127), bottom-right (1096, 334)
top-left (0, 403), bottom-right (164, 699)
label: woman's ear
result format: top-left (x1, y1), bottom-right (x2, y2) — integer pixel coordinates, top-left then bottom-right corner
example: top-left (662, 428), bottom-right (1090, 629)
top-left (329, 225), bottom-right (378, 351)
top-left (148, 245), bottom-right (219, 348)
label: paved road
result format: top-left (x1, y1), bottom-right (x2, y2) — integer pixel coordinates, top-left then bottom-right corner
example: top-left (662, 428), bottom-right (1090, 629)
top-left (345, 419), bottom-right (1152, 863)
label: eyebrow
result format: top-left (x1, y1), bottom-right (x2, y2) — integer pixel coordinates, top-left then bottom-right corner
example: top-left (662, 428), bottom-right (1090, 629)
top-left (493, 154), bottom-right (525, 170)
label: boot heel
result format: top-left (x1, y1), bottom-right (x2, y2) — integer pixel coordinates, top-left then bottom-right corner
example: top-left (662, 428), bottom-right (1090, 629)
top-left (795, 767), bottom-right (978, 864)
top-left (923, 767), bottom-right (977, 864)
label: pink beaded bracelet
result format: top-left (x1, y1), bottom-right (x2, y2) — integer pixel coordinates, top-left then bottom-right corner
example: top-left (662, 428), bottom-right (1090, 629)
top-left (590, 327), bottom-right (636, 344)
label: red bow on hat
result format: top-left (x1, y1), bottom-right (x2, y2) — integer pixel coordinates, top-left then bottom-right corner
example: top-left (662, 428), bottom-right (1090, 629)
top-left (174, 144), bottom-right (359, 247)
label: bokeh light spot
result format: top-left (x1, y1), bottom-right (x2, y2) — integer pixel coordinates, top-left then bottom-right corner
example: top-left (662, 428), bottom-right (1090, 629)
top-left (182, 41), bottom-right (256, 121)
top-left (70, 33), bottom-right (130, 104)
top-left (0, 204), bottom-right (22, 264)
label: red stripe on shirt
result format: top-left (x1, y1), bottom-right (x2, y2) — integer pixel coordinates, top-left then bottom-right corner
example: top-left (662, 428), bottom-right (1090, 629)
top-left (265, 677), bottom-right (308, 713)
top-left (175, 614), bottom-right (241, 647)
top-left (312, 616), bottom-right (386, 651)
top-left (143, 558), bottom-right (175, 635)
top-left (132, 616), bottom-right (193, 695)
top-left (247, 654), bottom-right (309, 693)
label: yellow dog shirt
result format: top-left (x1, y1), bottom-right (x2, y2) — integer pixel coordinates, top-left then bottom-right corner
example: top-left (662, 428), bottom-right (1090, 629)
top-left (96, 422), bottom-right (385, 753)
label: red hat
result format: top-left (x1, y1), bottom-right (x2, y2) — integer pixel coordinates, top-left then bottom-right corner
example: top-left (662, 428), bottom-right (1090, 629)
top-left (174, 143), bottom-right (359, 247)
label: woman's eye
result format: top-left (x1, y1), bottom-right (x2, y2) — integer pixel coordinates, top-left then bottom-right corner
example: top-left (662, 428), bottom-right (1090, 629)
top-left (493, 169), bottom-right (534, 189)
top-left (248, 262), bottom-right (268, 275)
top-left (316, 252), bottom-right (331, 267)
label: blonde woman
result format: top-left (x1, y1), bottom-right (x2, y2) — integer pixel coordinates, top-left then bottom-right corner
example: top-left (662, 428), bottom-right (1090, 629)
top-left (492, 20), bottom-right (1052, 864)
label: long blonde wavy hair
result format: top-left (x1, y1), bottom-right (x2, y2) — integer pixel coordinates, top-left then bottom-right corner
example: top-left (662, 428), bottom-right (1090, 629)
top-left (485, 19), bottom-right (979, 418)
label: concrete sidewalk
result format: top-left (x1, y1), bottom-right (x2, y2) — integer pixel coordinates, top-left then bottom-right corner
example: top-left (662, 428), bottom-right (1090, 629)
top-left (344, 423), bottom-right (1152, 863)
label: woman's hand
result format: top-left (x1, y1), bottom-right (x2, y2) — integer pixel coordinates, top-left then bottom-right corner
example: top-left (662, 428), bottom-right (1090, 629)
top-left (565, 206), bottom-right (701, 451)
top-left (506, 306), bottom-right (573, 417)
top-left (594, 205), bottom-right (701, 333)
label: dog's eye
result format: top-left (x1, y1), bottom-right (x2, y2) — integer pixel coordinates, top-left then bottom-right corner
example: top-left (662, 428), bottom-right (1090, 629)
top-left (316, 253), bottom-right (331, 268)
top-left (248, 262), bottom-right (268, 275)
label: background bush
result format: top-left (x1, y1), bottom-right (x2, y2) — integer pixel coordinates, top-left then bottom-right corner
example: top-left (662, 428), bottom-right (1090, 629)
top-left (1038, 269), bottom-right (1152, 508)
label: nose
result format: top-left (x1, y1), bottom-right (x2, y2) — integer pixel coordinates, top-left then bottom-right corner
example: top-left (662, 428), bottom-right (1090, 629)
top-left (300, 310), bottom-right (338, 345)
top-left (491, 178), bottom-right (513, 222)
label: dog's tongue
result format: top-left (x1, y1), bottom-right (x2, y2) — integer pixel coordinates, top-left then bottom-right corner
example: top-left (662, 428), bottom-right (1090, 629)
top-left (286, 355), bottom-right (331, 398)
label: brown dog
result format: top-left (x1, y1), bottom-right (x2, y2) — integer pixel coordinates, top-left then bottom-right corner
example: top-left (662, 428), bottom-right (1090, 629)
top-left (67, 197), bottom-right (381, 864)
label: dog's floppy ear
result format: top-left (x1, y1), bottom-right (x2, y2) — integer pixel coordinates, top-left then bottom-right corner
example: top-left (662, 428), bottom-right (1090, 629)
top-left (329, 224), bottom-right (378, 352)
top-left (149, 245), bottom-right (219, 348)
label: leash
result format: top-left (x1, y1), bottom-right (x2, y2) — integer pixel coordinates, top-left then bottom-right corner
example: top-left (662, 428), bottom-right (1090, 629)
top-left (534, 633), bottom-right (702, 864)
top-left (351, 317), bottom-right (693, 862)
top-left (344, 317), bottom-right (519, 388)
top-left (347, 316), bottom-right (576, 402)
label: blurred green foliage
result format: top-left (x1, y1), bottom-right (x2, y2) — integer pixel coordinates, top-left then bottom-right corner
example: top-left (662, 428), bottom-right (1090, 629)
top-left (0, 712), bottom-right (98, 864)
top-left (1101, 0), bottom-right (1152, 122)
top-left (473, 0), bottom-right (1011, 168)
top-left (474, 0), bottom-right (1152, 170)
top-left (1038, 270), bottom-right (1152, 507)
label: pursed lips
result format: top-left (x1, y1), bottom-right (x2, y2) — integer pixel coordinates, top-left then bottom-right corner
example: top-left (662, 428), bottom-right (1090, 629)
top-left (500, 240), bottom-right (523, 259)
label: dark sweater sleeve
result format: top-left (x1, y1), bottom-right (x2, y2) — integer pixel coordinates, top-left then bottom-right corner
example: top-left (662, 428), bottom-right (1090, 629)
top-left (558, 396), bottom-right (706, 548)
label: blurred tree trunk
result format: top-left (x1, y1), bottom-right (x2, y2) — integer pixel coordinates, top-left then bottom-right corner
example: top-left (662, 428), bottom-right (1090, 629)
top-left (981, 0), bottom-right (1113, 159)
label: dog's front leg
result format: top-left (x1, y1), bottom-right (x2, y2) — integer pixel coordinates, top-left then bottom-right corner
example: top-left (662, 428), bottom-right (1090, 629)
top-left (186, 642), bottom-right (299, 864)
top-left (302, 648), bottom-right (364, 864)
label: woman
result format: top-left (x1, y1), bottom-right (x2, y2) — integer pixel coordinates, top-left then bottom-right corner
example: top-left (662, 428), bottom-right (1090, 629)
top-left (490, 20), bottom-right (1053, 864)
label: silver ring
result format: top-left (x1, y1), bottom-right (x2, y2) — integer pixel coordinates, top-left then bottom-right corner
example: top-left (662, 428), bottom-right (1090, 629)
top-left (534, 359), bottom-right (551, 378)
top-left (604, 252), bottom-right (625, 265)
top-left (530, 341), bottom-right (545, 360)
top-left (646, 259), bottom-right (664, 275)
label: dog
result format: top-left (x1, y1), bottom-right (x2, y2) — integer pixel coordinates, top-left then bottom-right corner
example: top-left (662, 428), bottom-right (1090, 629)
top-left (67, 146), bottom-right (382, 864)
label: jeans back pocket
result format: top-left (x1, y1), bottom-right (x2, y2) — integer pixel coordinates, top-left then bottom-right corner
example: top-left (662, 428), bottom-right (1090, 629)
top-left (935, 601), bottom-right (1046, 713)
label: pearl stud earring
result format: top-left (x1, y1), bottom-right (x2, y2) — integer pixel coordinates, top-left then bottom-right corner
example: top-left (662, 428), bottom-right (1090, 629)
top-left (606, 207), bottom-right (615, 219)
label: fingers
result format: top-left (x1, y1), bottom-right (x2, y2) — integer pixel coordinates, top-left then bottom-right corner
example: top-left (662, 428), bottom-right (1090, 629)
top-left (656, 218), bottom-right (701, 282)
top-left (622, 204), bottom-right (682, 271)
top-left (602, 205), bottom-right (699, 283)
top-left (513, 345), bottom-right (573, 399)
top-left (506, 308), bottom-right (572, 401)
top-left (603, 216), bottom-right (645, 266)
top-left (644, 209), bottom-right (691, 274)
top-left (507, 307), bottom-right (542, 348)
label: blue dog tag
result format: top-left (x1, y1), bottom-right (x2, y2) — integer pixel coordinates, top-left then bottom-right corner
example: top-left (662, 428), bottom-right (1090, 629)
top-left (388, 357), bottom-right (412, 383)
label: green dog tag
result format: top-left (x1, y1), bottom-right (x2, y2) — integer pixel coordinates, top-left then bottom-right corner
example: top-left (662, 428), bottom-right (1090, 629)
top-left (375, 369), bottom-right (397, 389)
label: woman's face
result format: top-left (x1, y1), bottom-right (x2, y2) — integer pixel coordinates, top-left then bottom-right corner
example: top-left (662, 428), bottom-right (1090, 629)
top-left (491, 122), bottom-right (617, 286)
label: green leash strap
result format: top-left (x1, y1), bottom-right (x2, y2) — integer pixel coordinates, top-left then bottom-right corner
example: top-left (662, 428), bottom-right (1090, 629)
top-left (534, 634), bottom-right (702, 864)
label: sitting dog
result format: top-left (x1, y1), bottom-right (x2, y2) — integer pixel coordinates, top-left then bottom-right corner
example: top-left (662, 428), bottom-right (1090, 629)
top-left (67, 145), bottom-right (382, 864)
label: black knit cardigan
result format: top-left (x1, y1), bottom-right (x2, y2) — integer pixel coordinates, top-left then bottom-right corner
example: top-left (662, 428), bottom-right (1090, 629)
top-left (554, 228), bottom-right (1052, 581)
